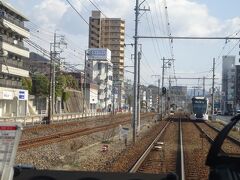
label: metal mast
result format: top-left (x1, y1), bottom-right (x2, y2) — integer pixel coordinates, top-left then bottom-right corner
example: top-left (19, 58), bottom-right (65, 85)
top-left (212, 58), bottom-right (215, 115)
top-left (133, 0), bottom-right (139, 143)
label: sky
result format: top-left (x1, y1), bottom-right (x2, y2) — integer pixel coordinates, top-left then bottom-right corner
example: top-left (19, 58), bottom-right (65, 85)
top-left (6, 0), bottom-right (240, 91)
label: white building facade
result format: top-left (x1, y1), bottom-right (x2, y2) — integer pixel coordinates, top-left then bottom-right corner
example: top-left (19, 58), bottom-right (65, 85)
top-left (86, 48), bottom-right (113, 112)
top-left (0, 1), bottom-right (29, 117)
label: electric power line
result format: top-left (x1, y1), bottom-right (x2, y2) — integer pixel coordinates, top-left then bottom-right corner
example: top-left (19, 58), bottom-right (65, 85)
top-left (65, 0), bottom-right (89, 25)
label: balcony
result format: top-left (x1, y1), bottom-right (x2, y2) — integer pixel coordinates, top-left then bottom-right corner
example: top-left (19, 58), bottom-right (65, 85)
top-left (0, 64), bottom-right (29, 77)
top-left (0, 36), bottom-right (29, 58)
top-left (0, 58), bottom-right (26, 70)
top-left (2, 19), bottom-right (30, 38)
top-left (0, 79), bottom-right (22, 89)
top-left (0, 12), bottom-right (29, 30)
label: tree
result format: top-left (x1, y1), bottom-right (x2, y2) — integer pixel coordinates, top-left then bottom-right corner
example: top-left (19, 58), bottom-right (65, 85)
top-left (32, 74), bottom-right (49, 96)
top-left (65, 75), bottom-right (78, 89)
top-left (22, 77), bottom-right (32, 93)
top-left (55, 74), bottom-right (67, 98)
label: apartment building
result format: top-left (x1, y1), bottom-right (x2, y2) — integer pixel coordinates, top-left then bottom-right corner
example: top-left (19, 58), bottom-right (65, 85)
top-left (0, 1), bottom-right (29, 117)
top-left (221, 55), bottom-right (235, 114)
top-left (86, 48), bottom-right (113, 112)
top-left (88, 11), bottom-right (125, 109)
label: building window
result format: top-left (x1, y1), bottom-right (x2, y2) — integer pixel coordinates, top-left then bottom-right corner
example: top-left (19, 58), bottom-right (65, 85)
top-left (98, 63), bottom-right (101, 70)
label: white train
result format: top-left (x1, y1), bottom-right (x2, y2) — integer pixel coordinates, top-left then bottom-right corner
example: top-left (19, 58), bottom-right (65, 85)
top-left (190, 96), bottom-right (208, 121)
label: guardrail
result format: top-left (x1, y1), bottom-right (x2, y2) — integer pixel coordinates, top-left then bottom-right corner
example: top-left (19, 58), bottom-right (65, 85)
top-left (0, 112), bottom-right (113, 126)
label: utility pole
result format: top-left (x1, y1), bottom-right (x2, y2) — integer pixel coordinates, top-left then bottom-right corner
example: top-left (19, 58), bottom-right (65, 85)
top-left (203, 76), bottom-right (205, 97)
top-left (48, 32), bottom-right (57, 123)
top-left (152, 75), bottom-right (161, 114)
top-left (161, 58), bottom-right (165, 119)
top-left (212, 58), bottom-right (215, 115)
top-left (48, 52), bottom-right (53, 124)
top-left (52, 32), bottom-right (56, 115)
top-left (133, 0), bottom-right (150, 143)
top-left (137, 47), bottom-right (142, 133)
top-left (158, 79), bottom-right (160, 114)
top-left (105, 63), bottom-right (108, 112)
top-left (168, 77), bottom-right (172, 115)
top-left (48, 31), bottom-right (67, 122)
top-left (112, 84), bottom-right (115, 115)
top-left (161, 57), bottom-right (174, 119)
top-left (133, 0), bottom-right (139, 143)
top-left (83, 50), bottom-right (87, 113)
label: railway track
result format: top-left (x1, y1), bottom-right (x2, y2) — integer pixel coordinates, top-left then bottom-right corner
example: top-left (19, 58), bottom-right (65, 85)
top-left (182, 121), bottom-right (210, 180)
top-left (128, 115), bottom-right (185, 178)
top-left (183, 120), bottom-right (240, 179)
top-left (18, 113), bottom-right (153, 151)
top-left (128, 115), bottom-right (239, 179)
top-left (195, 121), bottom-right (240, 156)
top-left (102, 113), bottom-right (239, 179)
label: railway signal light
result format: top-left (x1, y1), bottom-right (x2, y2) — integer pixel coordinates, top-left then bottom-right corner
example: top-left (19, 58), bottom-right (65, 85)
top-left (162, 87), bottom-right (167, 95)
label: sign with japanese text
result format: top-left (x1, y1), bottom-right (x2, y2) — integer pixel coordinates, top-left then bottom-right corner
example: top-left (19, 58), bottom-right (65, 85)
top-left (0, 123), bottom-right (22, 180)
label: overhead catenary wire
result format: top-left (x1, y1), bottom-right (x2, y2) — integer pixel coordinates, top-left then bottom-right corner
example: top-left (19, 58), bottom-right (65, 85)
top-left (25, 39), bottom-right (103, 96)
top-left (65, 0), bottom-right (89, 25)
top-left (144, 13), bottom-right (162, 68)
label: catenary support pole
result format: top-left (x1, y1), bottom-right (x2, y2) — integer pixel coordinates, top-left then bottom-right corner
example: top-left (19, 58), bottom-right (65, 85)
top-left (133, 0), bottom-right (139, 143)
top-left (211, 58), bottom-right (215, 115)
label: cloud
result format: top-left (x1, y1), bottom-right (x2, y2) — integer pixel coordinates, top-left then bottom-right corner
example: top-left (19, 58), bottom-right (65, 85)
top-left (93, 0), bottom-right (133, 18)
top-left (32, 0), bottom-right (69, 30)
top-left (148, 0), bottom-right (239, 37)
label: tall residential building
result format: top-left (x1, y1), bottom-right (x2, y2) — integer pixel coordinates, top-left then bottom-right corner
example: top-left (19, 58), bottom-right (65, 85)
top-left (88, 11), bottom-right (125, 109)
top-left (221, 55), bottom-right (235, 114)
top-left (0, 1), bottom-right (30, 117)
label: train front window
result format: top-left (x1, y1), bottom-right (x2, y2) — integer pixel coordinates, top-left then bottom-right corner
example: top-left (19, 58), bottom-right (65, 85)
top-left (193, 102), bottom-right (207, 114)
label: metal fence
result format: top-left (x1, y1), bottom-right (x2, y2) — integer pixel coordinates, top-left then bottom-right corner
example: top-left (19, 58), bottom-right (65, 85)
top-left (0, 112), bottom-right (112, 126)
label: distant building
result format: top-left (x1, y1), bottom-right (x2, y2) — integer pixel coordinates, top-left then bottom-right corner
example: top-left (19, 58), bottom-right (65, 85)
top-left (235, 65), bottom-right (240, 110)
top-left (221, 55), bottom-right (235, 114)
top-left (170, 86), bottom-right (187, 108)
top-left (124, 79), bottom-right (133, 111)
top-left (0, 1), bottom-right (30, 117)
top-left (139, 85), bottom-right (147, 112)
top-left (147, 85), bottom-right (159, 111)
top-left (86, 48), bottom-right (113, 112)
top-left (88, 10), bottom-right (125, 109)
top-left (26, 52), bottom-right (50, 76)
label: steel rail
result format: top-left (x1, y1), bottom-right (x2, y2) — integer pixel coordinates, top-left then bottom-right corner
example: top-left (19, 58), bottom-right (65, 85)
top-left (194, 123), bottom-right (228, 155)
top-left (204, 122), bottom-right (240, 146)
top-left (179, 118), bottom-right (185, 180)
top-left (129, 121), bottom-right (170, 173)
